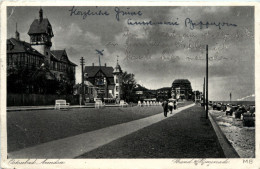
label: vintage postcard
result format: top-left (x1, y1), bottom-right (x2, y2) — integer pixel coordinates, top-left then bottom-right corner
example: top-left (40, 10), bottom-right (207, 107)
top-left (1, 1), bottom-right (259, 169)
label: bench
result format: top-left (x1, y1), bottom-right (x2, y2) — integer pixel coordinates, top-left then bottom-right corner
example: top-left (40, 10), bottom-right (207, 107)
top-left (138, 101), bottom-right (142, 106)
top-left (95, 100), bottom-right (105, 108)
top-left (119, 100), bottom-right (128, 107)
top-left (55, 99), bottom-right (70, 110)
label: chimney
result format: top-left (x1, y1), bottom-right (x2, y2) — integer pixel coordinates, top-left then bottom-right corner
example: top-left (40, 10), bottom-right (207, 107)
top-left (39, 8), bottom-right (43, 23)
top-left (104, 63), bottom-right (106, 67)
top-left (92, 63), bottom-right (94, 67)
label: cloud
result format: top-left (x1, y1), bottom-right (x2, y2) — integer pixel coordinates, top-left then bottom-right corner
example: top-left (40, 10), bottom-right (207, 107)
top-left (7, 6), bottom-right (255, 101)
top-left (237, 94), bottom-right (255, 101)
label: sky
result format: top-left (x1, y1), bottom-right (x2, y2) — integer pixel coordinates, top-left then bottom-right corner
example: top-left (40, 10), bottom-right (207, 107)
top-left (6, 6), bottom-right (255, 101)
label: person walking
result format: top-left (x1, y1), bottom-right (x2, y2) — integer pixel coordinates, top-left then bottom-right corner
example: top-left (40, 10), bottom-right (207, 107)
top-left (162, 100), bottom-right (168, 117)
top-left (174, 100), bottom-right (177, 110)
top-left (168, 101), bottom-right (173, 114)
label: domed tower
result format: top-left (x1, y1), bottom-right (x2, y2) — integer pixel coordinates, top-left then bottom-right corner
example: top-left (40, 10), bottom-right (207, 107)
top-left (113, 56), bottom-right (122, 99)
top-left (28, 8), bottom-right (54, 65)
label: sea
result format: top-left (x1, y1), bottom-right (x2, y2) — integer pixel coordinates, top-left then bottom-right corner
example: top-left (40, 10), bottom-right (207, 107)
top-left (214, 101), bottom-right (255, 106)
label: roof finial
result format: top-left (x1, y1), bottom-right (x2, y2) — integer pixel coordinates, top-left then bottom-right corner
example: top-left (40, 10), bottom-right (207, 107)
top-left (15, 22), bottom-right (20, 40)
top-left (117, 55), bottom-right (119, 65)
top-left (39, 7), bottom-right (43, 22)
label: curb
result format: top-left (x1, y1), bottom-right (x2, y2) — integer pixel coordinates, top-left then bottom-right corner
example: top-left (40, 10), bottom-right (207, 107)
top-left (7, 104), bottom-right (142, 112)
top-left (7, 106), bottom-right (94, 112)
top-left (208, 113), bottom-right (240, 158)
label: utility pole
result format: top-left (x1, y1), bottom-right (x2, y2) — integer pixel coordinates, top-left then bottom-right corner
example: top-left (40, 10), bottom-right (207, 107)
top-left (206, 45), bottom-right (209, 119)
top-left (195, 90), bottom-right (196, 103)
top-left (80, 57), bottom-right (85, 106)
top-left (203, 77), bottom-right (205, 108)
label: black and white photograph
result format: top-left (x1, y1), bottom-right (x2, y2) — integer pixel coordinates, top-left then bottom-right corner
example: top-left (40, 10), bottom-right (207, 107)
top-left (1, 2), bottom-right (259, 169)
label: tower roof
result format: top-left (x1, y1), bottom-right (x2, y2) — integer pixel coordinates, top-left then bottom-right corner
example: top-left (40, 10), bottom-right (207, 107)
top-left (28, 18), bottom-right (54, 36)
top-left (113, 56), bottom-right (122, 74)
top-left (28, 9), bottom-right (54, 37)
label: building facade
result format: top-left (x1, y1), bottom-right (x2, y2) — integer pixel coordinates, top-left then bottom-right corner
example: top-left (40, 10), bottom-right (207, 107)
top-left (7, 8), bottom-right (77, 94)
top-left (172, 79), bottom-right (193, 100)
top-left (84, 61), bottom-right (123, 100)
top-left (28, 8), bottom-right (77, 83)
top-left (157, 87), bottom-right (172, 101)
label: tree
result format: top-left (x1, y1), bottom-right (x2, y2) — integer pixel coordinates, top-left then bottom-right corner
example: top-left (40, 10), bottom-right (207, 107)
top-left (121, 71), bottom-right (136, 102)
top-left (7, 65), bottom-right (31, 93)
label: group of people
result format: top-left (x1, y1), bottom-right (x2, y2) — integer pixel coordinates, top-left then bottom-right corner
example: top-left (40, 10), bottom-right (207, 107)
top-left (162, 100), bottom-right (177, 117)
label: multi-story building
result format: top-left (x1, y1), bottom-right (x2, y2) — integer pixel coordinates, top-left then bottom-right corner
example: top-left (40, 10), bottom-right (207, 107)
top-left (172, 79), bottom-right (193, 100)
top-left (84, 61), bottom-right (123, 100)
top-left (7, 8), bottom-right (77, 94)
top-left (28, 8), bottom-right (77, 82)
top-left (157, 87), bottom-right (172, 101)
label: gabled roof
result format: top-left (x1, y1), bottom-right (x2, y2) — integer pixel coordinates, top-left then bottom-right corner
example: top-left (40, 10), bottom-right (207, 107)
top-left (50, 50), bottom-right (77, 66)
top-left (7, 38), bottom-right (45, 58)
top-left (51, 50), bottom-right (65, 60)
top-left (85, 66), bottom-right (114, 78)
top-left (28, 18), bottom-right (54, 37)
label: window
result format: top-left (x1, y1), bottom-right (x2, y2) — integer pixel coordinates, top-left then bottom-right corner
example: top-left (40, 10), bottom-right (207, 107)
top-left (26, 55), bottom-right (28, 64)
top-left (16, 54), bottom-right (20, 65)
top-left (116, 77), bottom-right (118, 83)
top-left (116, 86), bottom-right (119, 92)
top-left (46, 52), bottom-right (48, 56)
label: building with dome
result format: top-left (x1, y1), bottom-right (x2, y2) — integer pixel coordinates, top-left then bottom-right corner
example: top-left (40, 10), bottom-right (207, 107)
top-left (171, 79), bottom-right (193, 100)
top-left (83, 60), bottom-right (123, 101)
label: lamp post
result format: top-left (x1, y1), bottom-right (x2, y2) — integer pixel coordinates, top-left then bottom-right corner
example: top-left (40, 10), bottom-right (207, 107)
top-left (80, 57), bottom-right (85, 106)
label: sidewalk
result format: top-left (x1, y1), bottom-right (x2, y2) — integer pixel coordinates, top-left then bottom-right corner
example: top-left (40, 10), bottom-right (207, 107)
top-left (8, 103), bottom-right (195, 158)
top-left (78, 104), bottom-right (227, 158)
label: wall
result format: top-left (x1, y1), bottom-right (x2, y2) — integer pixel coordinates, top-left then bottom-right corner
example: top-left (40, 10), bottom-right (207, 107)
top-left (7, 94), bottom-right (79, 106)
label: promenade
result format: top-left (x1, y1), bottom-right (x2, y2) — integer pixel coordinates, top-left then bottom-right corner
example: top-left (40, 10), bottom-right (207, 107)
top-left (7, 103), bottom-right (239, 159)
top-left (8, 103), bottom-right (194, 158)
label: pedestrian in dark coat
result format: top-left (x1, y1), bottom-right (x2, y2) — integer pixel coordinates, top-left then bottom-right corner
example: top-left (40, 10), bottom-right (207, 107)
top-left (162, 100), bottom-right (168, 117)
top-left (174, 100), bottom-right (177, 110)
